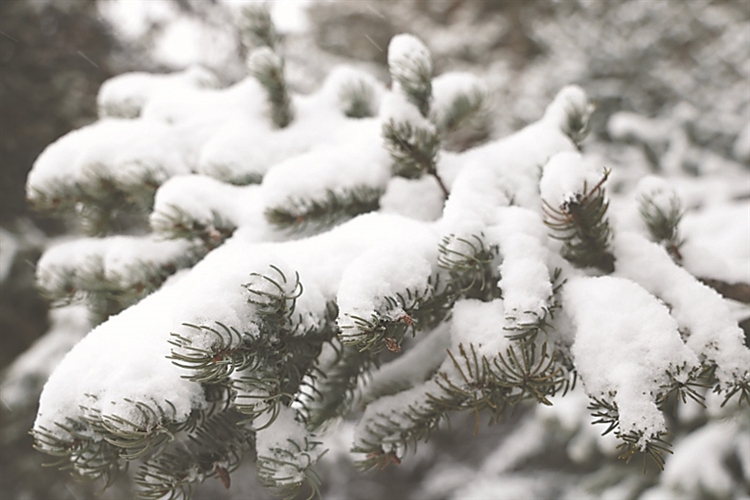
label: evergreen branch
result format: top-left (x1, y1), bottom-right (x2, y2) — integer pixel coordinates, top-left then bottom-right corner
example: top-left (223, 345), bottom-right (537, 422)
top-left (588, 396), bottom-right (673, 471)
top-left (543, 169), bottom-right (615, 272)
top-left (503, 268), bottom-right (565, 344)
top-left (33, 420), bottom-right (124, 486)
top-left (168, 323), bottom-right (259, 385)
top-left (491, 342), bottom-right (568, 406)
top-left (339, 79), bottom-right (377, 119)
top-left (354, 341), bottom-right (570, 470)
top-left (588, 397), bottom-right (620, 436)
top-left (264, 186), bottom-right (383, 233)
top-left (438, 234), bottom-right (501, 301)
top-left (201, 164), bottom-right (264, 186)
top-left (238, 4), bottom-right (278, 50)
top-left (655, 364), bottom-right (708, 408)
top-left (134, 408), bottom-right (254, 500)
top-left (248, 47), bottom-right (294, 128)
top-left (638, 189), bottom-right (684, 263)
top-left (616, 431), bottom-right (673, 472)
top-left (389, 48), bottom-right (432, 118)
top-left (432, 87), bottom-right (491, 151)
top-left (697, 278), bottom-right (750, 304)
top-left (340, 274), bottom-right (453, 353)
top-left (301, 341), bottom-right (376, 430)
top-left (718, 376), bottom-right (750, 407)
top-left (243, 265), bottom-right (304, 330)
top-left (256, 436), bottom-right (326, 500)
top-left (563, 100), bottom-right (594, 149)
top-left (151, 204), bottom-right (236, 249)
top-left (382, 119), bottom-right (447, 196)
top-left (29, 165), bottom-right (162, 235)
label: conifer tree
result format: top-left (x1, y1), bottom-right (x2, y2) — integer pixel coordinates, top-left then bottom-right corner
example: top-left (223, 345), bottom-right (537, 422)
top-left (14, 6), bottom-right (750, 500)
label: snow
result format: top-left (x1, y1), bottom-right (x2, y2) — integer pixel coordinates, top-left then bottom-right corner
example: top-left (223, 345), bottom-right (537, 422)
top-left (34, 280), bottom-right (208, 440)
top-left (659, 420), bottom-right (746, 498)
top-left (564, 275), bottom-right (700, 442)
top-left (97, 66), bottom-right (218, 118)
top-left (489, 207), bottom-right (553, 327)
top-left (337, 227), bottom-right (439, 334)
top-left (379, 88), bottom-right (434, 130)
top-left (260, 133), bottom-right (391, 215)
top-left (387, 33), bottom-right (432, 83)
top-left (441, 85), bottom-right (584, 239)
top-left (0, 305), bottom-right (90, 411)
top-left (450, 299), bottom-right (510, 357)
top-left (36, 235), bottom-right (198, 299)
top-left (255, 405), bottom-right (322, 485)
top-left (613, 232), bottom-right (750, 387)
top-left (539, 151), bottom-right (605, 210)
top-left (151, 174), bottom-right (264, 235)
top-left (430, 71), bottom-right (486, 123)
top-left (680, 201), bottom-right (750, 283)
top-left (379, 176), bottom-right (445, 222)
top-left (26, 119), bottom-right (190, 206)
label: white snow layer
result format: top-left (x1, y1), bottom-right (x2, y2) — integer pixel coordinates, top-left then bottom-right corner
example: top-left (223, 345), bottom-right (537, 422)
top-left (613, 232), bottom-right (750, 387)
top-left (388, 33), bottom-right (432, 85)
top-left (97, 65), bottom-right (219, 118)
top-left (27, 118), bottom-right (190, 204)
top-left (564, 276), bottom-right (700, 442)
top-left (34, 213), bottom-right (433, 438)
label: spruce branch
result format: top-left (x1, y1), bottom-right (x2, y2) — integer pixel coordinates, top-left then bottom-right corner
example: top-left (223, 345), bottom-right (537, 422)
top-left (388, 36), bottom-right (433, 118)
top-left (134, 409), bottom-right (254, 500)
top-left (339, 79), bottom-right (377, 119)
top-left (543, 169), bottom-right (615, 272)
top-left (437, 234), bottom-right (501, 300)
top-left (503, 268), bottom-right (565, 345)
top-left (616, 431), bottom-right (673, 472)
top-left (301, 341), bottom-right (376, 430)
top-left (340, 273), bottom-right (453, 353)
top-left (238, 3), bottom-right (278, 51)
top-left (382, 119), bottom-right (448, 197)
top-left (151, 204), bottom-right (237, 249)
top-left (432, 87), bottom-right (491, 151)
top-left (256, 434), bottom-right (326, 500)
top-left (638, 187), bottom-right (684, 263)
top-left (588, 397), bottom-right (673, 471)
top-left (264, 186), bottom-right (383, 233)
top-left (248, 47), bottom-right (294, 129)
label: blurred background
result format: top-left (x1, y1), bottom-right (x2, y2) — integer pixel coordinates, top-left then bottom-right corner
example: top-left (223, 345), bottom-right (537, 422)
top-left (1, 1), bottom-right (748, 499)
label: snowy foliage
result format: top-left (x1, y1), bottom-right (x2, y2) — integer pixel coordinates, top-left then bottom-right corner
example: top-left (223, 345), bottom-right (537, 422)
top-left (19, 9), bottom-right (750, 500)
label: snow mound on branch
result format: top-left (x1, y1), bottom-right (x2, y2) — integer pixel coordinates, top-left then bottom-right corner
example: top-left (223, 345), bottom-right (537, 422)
top-left (564, 275), bottom-right (700, 441)
top-left (97, 65), bottom-right (219, 119)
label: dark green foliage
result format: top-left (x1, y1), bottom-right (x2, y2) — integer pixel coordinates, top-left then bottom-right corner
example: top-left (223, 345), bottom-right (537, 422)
top-left (264, 186), bottom-right (383, 233)
top-left (152, 205), bottom-right (236, 249)
top-left (638, 189), bottom-right (684, 263)
top-left (134, 408), bottom-right (255, 500)
top-left (238, 4), bottom-right (279, 50)
top-left (301, 341), bottom-right (376, 430)
top-left (390, 57), bottom-right (432, 118)
top-left (503, 268), bottom-right (565, 344)
top-left (543, 169), bottom-right (615, 273)
top-left (339, 80), bottom-right (377, 119)
top-left (432, 87), bottom-right (491, 151)
top-left (341, 273), bottom-right (454, 353)
top-left (256, 435), bottom-right (326, 500)
top-left (354, 340), bottom-right (570, 471)
top-left (249, 48), bottom-right (294, 129)
top-left (382, 119), bottom-right (441, 180)
top-left (438, 234), bottom-right (501, 301)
